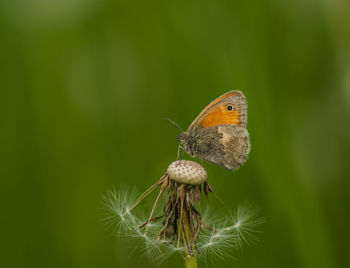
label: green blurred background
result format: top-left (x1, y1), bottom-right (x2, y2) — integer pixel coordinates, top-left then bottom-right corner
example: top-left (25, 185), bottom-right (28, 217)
top-left (1, 0), bottom-right (349, 267)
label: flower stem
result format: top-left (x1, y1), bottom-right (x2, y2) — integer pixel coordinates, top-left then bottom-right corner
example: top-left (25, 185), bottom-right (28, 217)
top-left (184, 255), bottom-right (198, 268)
top-left (181, 207), bottom-right (198, 268)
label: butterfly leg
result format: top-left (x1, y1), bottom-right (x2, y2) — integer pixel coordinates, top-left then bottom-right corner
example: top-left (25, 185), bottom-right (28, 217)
top-left (176, 146), bottom-right (184, 160)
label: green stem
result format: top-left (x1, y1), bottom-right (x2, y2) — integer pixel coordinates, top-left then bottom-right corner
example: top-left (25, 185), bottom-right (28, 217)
top-left (184, 255), bottom-right (198, 268)
top-left (181, 208), bottom-right (198, 268)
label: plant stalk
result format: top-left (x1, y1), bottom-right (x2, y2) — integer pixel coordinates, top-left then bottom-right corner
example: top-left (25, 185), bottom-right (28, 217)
top-left (181, 207), bottom-right (198, 268)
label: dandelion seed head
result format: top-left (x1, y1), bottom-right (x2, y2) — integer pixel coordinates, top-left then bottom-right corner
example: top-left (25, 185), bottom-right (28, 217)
top-left (167, 160), bottom-right (207, 185)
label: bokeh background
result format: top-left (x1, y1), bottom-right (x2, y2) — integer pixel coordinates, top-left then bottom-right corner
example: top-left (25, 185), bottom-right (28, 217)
top-left (1, 0), bottom-right (349, 267)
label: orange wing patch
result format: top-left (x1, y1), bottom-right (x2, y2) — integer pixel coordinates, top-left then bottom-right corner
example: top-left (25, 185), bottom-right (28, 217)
top-left (197, 91), bottom-right (242, 120)
top-left (198, 105), bottom-right (241, 128)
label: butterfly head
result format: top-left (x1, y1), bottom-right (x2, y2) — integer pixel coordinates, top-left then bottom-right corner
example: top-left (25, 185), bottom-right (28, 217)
top-left (177, 132), bottom-right (195, 157)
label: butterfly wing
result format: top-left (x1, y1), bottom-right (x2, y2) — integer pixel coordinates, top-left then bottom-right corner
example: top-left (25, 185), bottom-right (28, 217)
top-left (187, 90), bottom-right (247, 135)
top-left (193, 125), bottom-right (250, 171)
top-left (185, 90), bottom-right (249, 171)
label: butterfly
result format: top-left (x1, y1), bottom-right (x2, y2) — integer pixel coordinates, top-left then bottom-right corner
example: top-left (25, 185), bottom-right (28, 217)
top-left (177, 90), bottom-right (250, 171)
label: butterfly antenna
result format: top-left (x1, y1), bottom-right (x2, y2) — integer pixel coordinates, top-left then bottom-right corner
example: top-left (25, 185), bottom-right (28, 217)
top-left (164, 118), bottom-right (183, 132)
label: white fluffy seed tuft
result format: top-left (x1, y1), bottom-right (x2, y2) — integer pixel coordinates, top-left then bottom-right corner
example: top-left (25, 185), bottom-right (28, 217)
top-left (167, 160), bottom-right (207, 185)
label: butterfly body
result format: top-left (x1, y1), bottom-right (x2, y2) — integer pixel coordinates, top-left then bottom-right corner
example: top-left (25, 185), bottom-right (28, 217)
top-left (177, 90), bottom-right (250, 171)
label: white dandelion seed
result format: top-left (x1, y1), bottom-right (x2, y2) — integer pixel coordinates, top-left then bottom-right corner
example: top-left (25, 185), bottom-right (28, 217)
top-left (100, 187), bottom-right (142, 237)
top-left (196, 203), bottom-right (265, 264)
